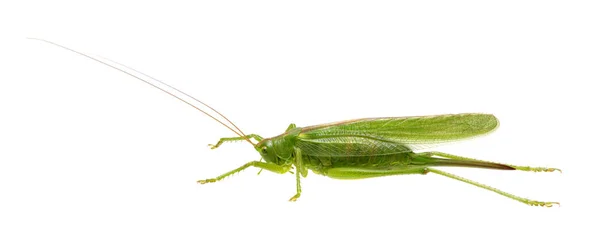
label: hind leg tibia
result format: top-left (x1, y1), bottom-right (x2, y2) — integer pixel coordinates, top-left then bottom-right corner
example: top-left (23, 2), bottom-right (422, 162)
top-left (425, 167), bottom-right (559, 207)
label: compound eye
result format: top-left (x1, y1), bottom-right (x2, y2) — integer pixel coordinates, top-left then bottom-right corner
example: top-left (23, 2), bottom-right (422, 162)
top-left (261, 147), bottom-right (268, 154)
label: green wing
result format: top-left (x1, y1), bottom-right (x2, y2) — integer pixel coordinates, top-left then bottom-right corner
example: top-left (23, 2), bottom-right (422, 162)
top-left (296, 113), bottom-right (499, 157)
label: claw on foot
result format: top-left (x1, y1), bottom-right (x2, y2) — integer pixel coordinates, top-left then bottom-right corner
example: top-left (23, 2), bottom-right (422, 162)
top-left (529, 201), bottom-right (560, 207)
top-left (208, 144), bottom-right (217, 150)
top-left (521, 166), bottom-right (563, 173)
top-left (548, 168), bottom-right (562, 173)
top-left (289, 194), bottom-right (300, 202)
top-left (197, 178), bottom-right (216, 184)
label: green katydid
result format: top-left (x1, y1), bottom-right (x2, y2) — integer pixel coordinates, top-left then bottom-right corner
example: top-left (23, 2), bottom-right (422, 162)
top-left (32, 38), bottom-right (560, 207)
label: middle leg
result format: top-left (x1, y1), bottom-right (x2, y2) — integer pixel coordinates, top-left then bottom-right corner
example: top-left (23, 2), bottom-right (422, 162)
top-left (288, 148), bottom-right (307, 202)
top-left (289, 166), bottom-right (302, 202)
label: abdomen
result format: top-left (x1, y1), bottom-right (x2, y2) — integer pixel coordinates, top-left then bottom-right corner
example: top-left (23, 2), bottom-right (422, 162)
top-left (303, 153), bottom-right (414, 175)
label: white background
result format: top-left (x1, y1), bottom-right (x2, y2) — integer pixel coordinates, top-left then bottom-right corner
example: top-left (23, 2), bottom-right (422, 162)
top-left (1, 1), bottom-right (598, 233)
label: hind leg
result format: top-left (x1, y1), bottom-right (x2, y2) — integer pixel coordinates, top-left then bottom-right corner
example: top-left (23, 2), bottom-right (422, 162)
top-left (324, 166), bottom-right (558, 207)
top-left (420, 151), bottom-right (561, 172)
top-left (426, 168), bottom-right (559, 207)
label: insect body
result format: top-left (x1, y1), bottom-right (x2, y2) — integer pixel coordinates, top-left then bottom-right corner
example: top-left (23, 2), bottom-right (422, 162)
top-left (32, 38), bottom-right (560, 207)
top-left (201, 114), bottom-right (559, 206)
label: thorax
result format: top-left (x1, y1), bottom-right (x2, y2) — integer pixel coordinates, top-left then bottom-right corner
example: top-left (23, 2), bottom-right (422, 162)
top-left (264, 127), bottom-right (302, 165)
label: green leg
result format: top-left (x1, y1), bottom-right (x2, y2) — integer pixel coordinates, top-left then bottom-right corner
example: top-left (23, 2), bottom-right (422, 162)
top-left (197, 161), bottom-right (290, 184)
top-left (288, 147), bottom-right (307, 202)
top-left (425, 168), bottom-right (559, 207)
top-left (289, 165), bottom-right (302, 202)
top-left (424, 151), bottom-right (561, 173)
top-left (208, 134), bottom-right (264, 149)
top-left (294, 147), bottom-right (308, 177)
top-left (257, 158), bottom-right (264, 175)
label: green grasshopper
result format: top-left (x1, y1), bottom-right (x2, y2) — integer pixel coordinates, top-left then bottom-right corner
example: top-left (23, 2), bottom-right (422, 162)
top-left (33, 39), bottom-right (560, 207)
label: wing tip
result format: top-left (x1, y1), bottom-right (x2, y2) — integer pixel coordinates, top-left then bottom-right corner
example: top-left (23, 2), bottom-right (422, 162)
top-left (466, 113), bottom-right (500, 133)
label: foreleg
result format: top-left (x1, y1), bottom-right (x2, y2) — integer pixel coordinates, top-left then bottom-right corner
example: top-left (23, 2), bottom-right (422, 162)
top-left (197, 161), bottom-right (289, 184)
top-left (208, 134), bottom-right (264, 149)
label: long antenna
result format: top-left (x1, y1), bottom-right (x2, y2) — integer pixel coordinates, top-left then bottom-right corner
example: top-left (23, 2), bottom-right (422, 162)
top-left (29, 38), bottom-right (255, 146)
top-left (98, 56), bottom-right (251, 141)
